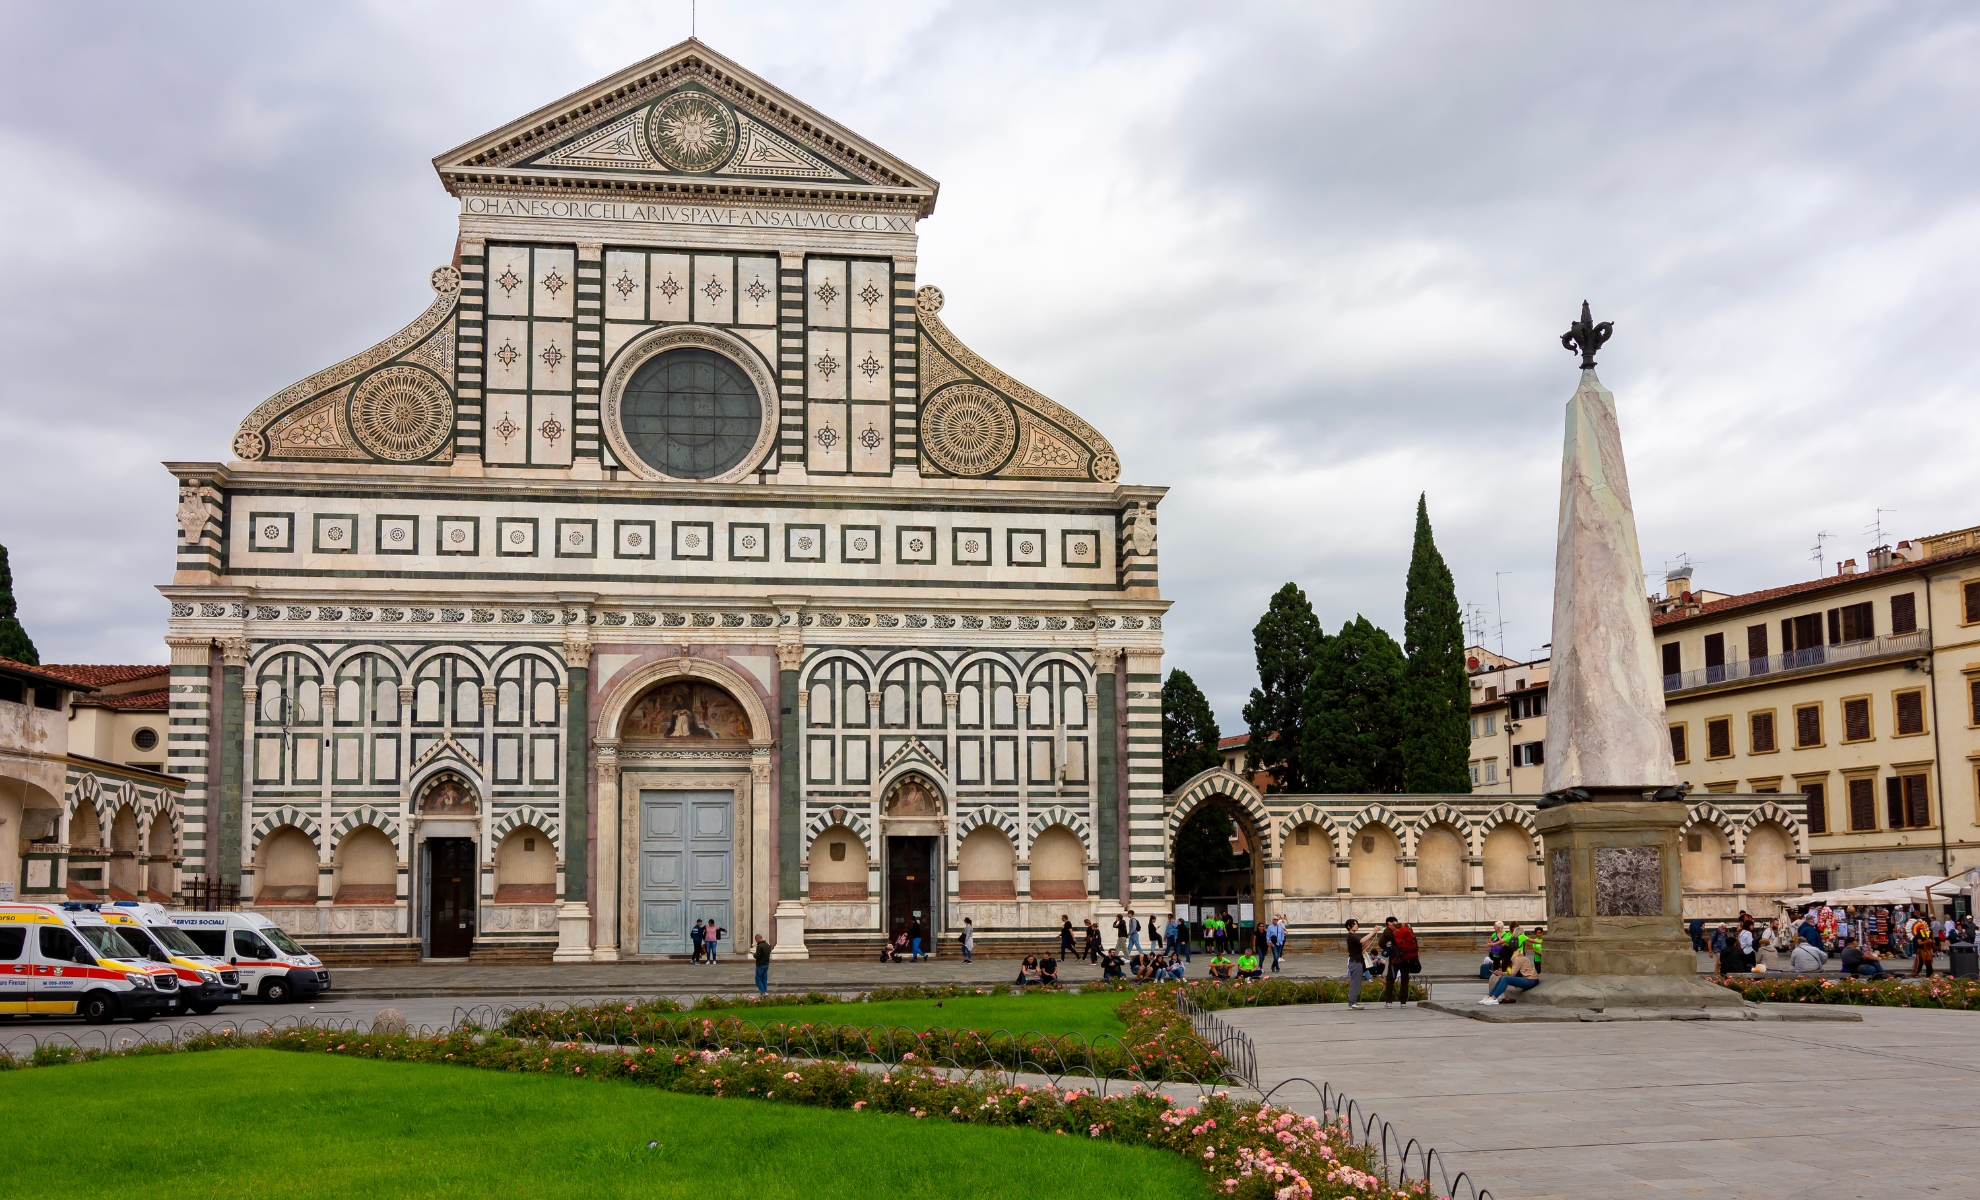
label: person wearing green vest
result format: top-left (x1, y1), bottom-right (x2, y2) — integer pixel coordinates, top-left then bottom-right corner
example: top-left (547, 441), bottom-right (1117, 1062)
top-left (1527, 928), bottom-right (1544, 972)
top-left (1236, 951), bottom-right (1263, 980)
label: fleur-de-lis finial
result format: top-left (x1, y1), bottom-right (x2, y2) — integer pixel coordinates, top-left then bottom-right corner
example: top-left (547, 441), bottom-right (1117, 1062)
top-left (1560, 300), bottom-right (1614, 371)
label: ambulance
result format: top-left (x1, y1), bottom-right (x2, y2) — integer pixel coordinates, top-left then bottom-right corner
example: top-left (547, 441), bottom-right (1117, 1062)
top-left (171, 912), bottom-right (330, 1003)
top-left (0, 903), bottom-right (185, 1023)
top-left (101, 903), bottom-right (244, 1015)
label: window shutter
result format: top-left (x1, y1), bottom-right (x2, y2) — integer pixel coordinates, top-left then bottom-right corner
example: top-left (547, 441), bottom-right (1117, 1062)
top-left (1843, 698), bottom-right (1870, 741)
top-left (1895, 690), bottom-right (1924, 736)
top-left (1747, 624), bottom-right (1769, 669)
top-left (1890, 593), bottom-right (1917, 635)
top-left (1848, 778), bottom-right (1876, 831)
top-left (1704, 633), bottom-right (1725, 669)
top-left (1803, 782), bottom-right (1826, 834)
top-left (1967, 580), bottom-right (1980, 624)
top-left (1661, 643), bottom-right (1681, 678)
top-left (1971, 679), bottom-right (1980, 726)
top-left (1827, 609), bottom-right (1841, 645)
top-left (1796, 705), bottom-right (1821, 747)
top-left (1749, 711), bottom-right (1775, 753)
top-left (1707, 718), bottom-right (1731, 758)
top-left (1670, 725), bottom-right (1687, 763)
top-left (1886, 777), bottom-right (1905, 828)
top-left (1905, 775), bottom-right (1930, 828)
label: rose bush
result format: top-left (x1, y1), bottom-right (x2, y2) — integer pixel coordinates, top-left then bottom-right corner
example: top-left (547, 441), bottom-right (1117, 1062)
top-left (1712, 973), bottom-right (1980, 1010)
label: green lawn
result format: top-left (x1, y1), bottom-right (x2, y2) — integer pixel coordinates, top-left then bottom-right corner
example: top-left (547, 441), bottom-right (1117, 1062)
top-left (739, 991), bottom-right (1129, 1039)
top-left (3, 1051), bottom-right (1208, 1200)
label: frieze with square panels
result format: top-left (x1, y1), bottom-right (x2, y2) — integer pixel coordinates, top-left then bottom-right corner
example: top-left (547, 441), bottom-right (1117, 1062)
top-left (219, 604), bottom-right (1157, 633)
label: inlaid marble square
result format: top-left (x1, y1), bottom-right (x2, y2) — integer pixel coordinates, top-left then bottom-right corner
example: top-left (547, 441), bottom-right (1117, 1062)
top-left (555, 518), bottom-right (596, 559)
top-left (735, 256), bottom-right (778, 326)
top-left (786, 524), bottom-right (825, 563)
top-left (841, 525), bottom-right (880, 564)
top-left (896, 526), bottom-right (936, 565)
top-left (376, 515), bottom-right (418, 555)
top-left (953, 527), bottom-right (991, 566)
top-left (672, 521), bottom-right (713, 561)
top-left (312, 513), bottom-right (357, 554)
top-left (496, 517), bottom-right (537, 557)
top-left (728, 523), bottom-right (768, 562)
top-left (1006, 528), bottom-right (1046, 568)
top-left (1062, 529), bottom-right (1101, 568)
top-left (1595, 846), bottom-right (1662, 916)
top-left (614, 520), bottom-right (654, 560)
top-left (248, 512), bottom-right (293, 553)
top-left (849, 260), bottom-right (890, 331)
top-left (1551, 849), bottom-right (1574, 918)
top-left (437, 516), bottom-right (479, 556)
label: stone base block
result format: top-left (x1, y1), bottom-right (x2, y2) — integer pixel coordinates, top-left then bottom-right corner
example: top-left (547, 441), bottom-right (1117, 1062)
top-left (770, 899), bottom-right (810, 961)
top-left (1518, 974), bottom-right (1745, 1009)
top-left (551, 900), bottom-right (593, 963)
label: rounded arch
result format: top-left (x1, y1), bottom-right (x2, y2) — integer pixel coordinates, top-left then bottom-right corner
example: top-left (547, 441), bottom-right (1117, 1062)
top-left (804, 806), bottom-right (874, 850)
top-left (332, 823), bottom-right (398, 903)
top-left (414, 770), bottom-right (480, 817)
top-left (803, 649), bottom-right (874, 687)
top-left (881, 770), bottom-right (946, 818)
top-left (1409, 804), bottom-right (1477, 855)
top-left (1681, 802), bottom-right (1737, 843)
top-left (249, 641), bottom-right (331, 674)
top-left (595, 655), bottom-right (774, 746)
top-left (491, 822), bottom-right (555, 902)
top-left (1022, 652), bottom-right (1091, 688)
top-left (876, 752), bottom-right (950, 803)
top-left (1026, 805), bottom-right (1093, 852)
top-left (253, 823), bottom-right (319, 904)
top-left (324, 641), bottom-right (413, 675)
top-left (954, 804), bottom-right (1018, 843)
top-left (1480, 820), bottom-right (1537, 894)
top-left (601, 323), bottom-right (781, 485)
top-left (1168, 768), bottom-right (1273, 854)
top-left (1480, 803), bottom-right (1539, 840)
top-left (1027, 823), bottom-right (1087, 899)
top-left (492, 805), bottom-right (560, 853)
top-left (1278, 805), bottom-right (1343, 859)
top-left (1739, 801), bottom-right (1809, 856)
top-left (250, 805), bottom-right (321, 852)
top-left (406, 643), bottom-right (491, 677)
top-left (1344, 804), bottom-right (1405, 842)
top-left (332, 804), bottom-right (404, 846)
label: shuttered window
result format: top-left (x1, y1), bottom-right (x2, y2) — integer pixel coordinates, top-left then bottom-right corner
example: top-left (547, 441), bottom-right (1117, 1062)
top-left (1886, 777), bottom-right (1905, 828)
top-left (1746, 624), bottom-right (1770, 674)
top-left (1894, 689), bottom-right (1925, 736)
top-left (1837, 602), bottom-right (1874, 643)
top-left (1706, 718), bottom-right (1732, 759)
top-left (1889, 593), bottom-right (1917, 635)
top-left (1749, 711), bottom-right (1776, 753)
top-left (1661, 643), bottom-right (1681, 679)
top-left (1905, 774), bottom-right (1930, 828)
top-left (1670, 724), bottom-right (1688, 763)
top-left (1842, 697), bottom-right (1871, 741)
top-left (1971, 679), bottom-right (1980, 726)
top-left (1966, 580), bottom-right (1980, 624)
top-left (1796, 704), bottom-right (1822, 747)
top-left (1847, 777), bottom-right (1876, 831)
top-left (1802, 781), bottom-right (1826, 834)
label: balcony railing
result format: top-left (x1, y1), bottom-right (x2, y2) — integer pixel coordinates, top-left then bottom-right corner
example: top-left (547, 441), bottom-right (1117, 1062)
top-left (1662, 629), bottom-right (1929, 693)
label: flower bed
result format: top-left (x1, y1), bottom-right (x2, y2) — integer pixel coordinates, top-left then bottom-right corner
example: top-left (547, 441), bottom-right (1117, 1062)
top-left (1711, 973), bottom-right (1980, 1010)
top-left (2, 1027), bottom-right (1434, 1200)
top-left (500, 982), bottom-right (1228, 1082)
top-left (1178, 979), bottom-right (1428, 1011)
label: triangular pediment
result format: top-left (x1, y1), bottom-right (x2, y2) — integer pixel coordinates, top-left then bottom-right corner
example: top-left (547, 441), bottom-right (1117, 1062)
top-left (432, 40), bottom-right (938, 214)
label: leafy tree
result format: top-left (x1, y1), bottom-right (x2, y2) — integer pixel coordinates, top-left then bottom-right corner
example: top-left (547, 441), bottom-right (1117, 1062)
top-left (1301, 616), bottom-right (1406, 793)
top-left (1171, 805), bottom-right (1247, 904)
top-left (1241, 582), bottom-right (1325, 792)
top-left (0, 544), bottom-right (36, 666)
top-left (1162, 669), bottom-right (1223, 793)
top-left (1400, 494), bottom-right (1472, 793)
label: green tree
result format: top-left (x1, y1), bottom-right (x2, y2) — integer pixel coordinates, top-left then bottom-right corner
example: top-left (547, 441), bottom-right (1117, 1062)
top-left (1301, 615), bottom-right (1406, 793)
top-left (0, 544), bottom-right (37, 666)
top-left (1399, 494), bottom-right (1472, 792)
top-left (1171, 806), bottom-right (1246, 904)
top-left (1241, 582), bottom-right (1325, 792)
top-left (1162, 669), bottom-right (1224, 793)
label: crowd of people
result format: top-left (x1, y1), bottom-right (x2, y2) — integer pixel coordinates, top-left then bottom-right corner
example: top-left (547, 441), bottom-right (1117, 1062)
top-left (1706, 902), bottom-right (1978, 979)
top-left (873, 907), bottom-right (1300, 985)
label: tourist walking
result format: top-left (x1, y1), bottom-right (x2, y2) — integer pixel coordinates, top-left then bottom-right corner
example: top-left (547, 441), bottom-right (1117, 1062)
top-left (908, 918), bottom-right (926, 962)
top-left (1164, 914), bottom-right (1180, 957)
top-left (960, 916), bottom-right (974, 963)
top-left (1060, 916), bottom-right (1075, 959)
top-left (1176, 915), bottom-right (1192, 962)
top-left (753, 934), bottom-right (771, 994)
top-left (1084, 918), bottom-right (1101, 962)
top-left (1267, 915), bottom-right (1286, 973)
top-left (1113, 911), bottom-right (1128, 953)
top-left (690, 919), bottom-right (704, 964)
top-left (1127, 909), bottom-right (1143, 953)
top-left (1344, 918), bottom-right (1368, 1010)
top-left (1379, 916), bottom-right (1419, 1006)
top-left (1912, 914), bottom-right (1938, 977)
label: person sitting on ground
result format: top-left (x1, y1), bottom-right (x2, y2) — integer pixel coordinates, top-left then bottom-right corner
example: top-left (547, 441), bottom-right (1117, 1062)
top-left (1134, 954), bottom-right (1160, 983)
top-left (1839, 937), bottom-right (1886, 979)
top-left (1100, 949), bottom-right (1125, 981)
top-left (1478, 946), bottom-right (1539, 1005)
top-left (1789, 936), bottom-right (1828, 973)
top-left (1236, 950), bottom-right (1263, 981)
top-left (1716, 924), bottom-right (1744, 975)
top-left (1208, 954), bottom-right (1235, 981)
top-left (1015, 954), bottom-right (1039, 986)
top-left (1038, 955), bottom-right (1059, 986)
top-left (1162, 953), bottom-right (1187, 981)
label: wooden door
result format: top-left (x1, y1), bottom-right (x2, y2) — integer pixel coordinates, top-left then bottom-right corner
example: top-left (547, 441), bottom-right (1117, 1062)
top-left (886, 837), bottom-right (936, 951)
top-left (639, 790), bottom-right (733, 956)
top-left (427, 838), bottom-right (476, 958)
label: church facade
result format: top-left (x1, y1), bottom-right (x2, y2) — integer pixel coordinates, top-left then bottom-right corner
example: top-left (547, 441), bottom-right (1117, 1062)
top-left (160, 41), bottom-right (1168, 961)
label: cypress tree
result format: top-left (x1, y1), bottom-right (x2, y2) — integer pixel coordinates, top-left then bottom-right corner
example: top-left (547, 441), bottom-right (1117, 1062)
top-left (1301, 616), bottom-right (1406, 793)
top-left (0, 544), bottom-right (37, 666)
top-left (1241, 582), bottom-right (1325, 792)
top-left (1162, 669), bottom-right (1224, 793)
top-left (1399, 494), bottom-right (1472, 792)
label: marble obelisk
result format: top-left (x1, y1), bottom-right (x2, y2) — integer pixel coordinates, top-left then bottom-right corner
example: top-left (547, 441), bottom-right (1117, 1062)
top-left (1519, 303), bottom-right (1735, 1002)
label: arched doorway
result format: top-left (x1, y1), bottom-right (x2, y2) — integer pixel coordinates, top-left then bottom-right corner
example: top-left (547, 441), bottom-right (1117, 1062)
top-left (414, 771), bottom-right (479, 959)
top-left (881, 773), bottom-right (943, 952)
top-left (1171, 797), bottom-right (1265, 944)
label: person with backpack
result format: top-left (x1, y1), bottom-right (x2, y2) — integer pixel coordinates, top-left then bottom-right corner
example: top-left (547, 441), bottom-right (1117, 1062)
top-left (1112, 911), bottom-right (1129, 953)
top-left (960, 916), bottom-right (975, 963)
top-left (689, 919), bottom-right (704, 964)
top-left (1380, 915), bottom-right (1419, 1006)
top-left (1127, 909), bottom-right (1143, 953)
top-left (1343, 918), bottom-right (1369, 1010)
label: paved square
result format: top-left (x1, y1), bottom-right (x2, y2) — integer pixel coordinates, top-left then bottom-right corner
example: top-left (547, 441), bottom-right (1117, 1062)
top-left (1221, 988), bottom-right (1980, 1199)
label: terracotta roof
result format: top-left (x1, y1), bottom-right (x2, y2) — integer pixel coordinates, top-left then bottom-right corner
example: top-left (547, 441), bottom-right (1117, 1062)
top-left (1649, 545), bottom-right (1980, 630)
top-left (1219, 733), bottom-right (1250, 749)
top-left (0, 657), bottom-right (95, 692)
top-left (34, 664), bottom-right (169, 687)
top-left (75, 688), bottom-right (169, 712)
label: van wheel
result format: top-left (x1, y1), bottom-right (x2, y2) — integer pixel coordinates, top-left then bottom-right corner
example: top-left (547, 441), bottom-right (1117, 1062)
top-left (261, 978), bottom-right (292, 1004)
top-left (81, 992), bottom-right (118, 1025)
top-left (190, 1002), bottom-right (220, 1015)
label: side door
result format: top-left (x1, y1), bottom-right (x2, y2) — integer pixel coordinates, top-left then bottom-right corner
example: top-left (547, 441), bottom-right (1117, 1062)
top-left (232, 929), bottom-right (279, 990)
top-left (30, 926), bottom-right (97, 1014)
top-left (0, 927), bottom-right (27, 1013)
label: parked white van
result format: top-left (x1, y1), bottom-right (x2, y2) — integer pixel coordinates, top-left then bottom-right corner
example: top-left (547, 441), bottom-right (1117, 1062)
top-left (0, 903), bottom-right (184, 1023)
top-left (171, 912), bottom-right (330, 1003)
top-left (100, 903), bottom-right (244, 1014)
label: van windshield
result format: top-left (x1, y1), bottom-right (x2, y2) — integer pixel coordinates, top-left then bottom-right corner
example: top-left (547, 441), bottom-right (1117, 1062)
top-left (147, 925), bottom-right (206, 957)
top-left (76, 926), bottom-right (145, 961)
top-left (261, 927), bottom-right (307, 956)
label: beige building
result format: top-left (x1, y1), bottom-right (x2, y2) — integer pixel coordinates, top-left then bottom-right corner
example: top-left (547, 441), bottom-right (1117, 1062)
top-left (1465, 647), bottom-right (1550, 794)
top-left (1652, 526), bottom-right (1980, 892)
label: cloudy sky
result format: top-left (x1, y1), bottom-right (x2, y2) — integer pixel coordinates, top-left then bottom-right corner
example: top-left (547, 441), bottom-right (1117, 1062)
top-left (3, 2), bottom-right (1977, 731)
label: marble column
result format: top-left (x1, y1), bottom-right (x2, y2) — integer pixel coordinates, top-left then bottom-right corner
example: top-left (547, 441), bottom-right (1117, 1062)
top-left (591, 743), bottom-right (620, 961)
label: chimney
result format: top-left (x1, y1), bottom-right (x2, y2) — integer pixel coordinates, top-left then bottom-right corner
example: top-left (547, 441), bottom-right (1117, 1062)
top-left (1838, 558), bottom-right (1858, 576)
top-left (1867, 545), bottom-right (1893, 570)
top-left (1664, 566), bottom-right (1694, 599)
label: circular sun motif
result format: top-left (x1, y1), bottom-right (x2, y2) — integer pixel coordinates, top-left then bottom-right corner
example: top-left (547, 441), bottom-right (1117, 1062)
top-left (568, 530), bottom-right (584, 546)
top-left (685, 533), bottom-right (702, 549)
top-left (449, 528), bottom-right (466, 543)
top-left (908, 537), bottom-right (925, 554)
top-left (509, 529), bottom-right (526, 544)
top-left (627, 532), bottom-right (644, 548)
top-left (646, 89), bottom-right (738, 172)
top-left (327, 526), bottom-right (345, 542)
top-left (854, 537), bottom-right (869, 552)
top-left (1018, 540), bottom-right (1034, 555)
top-left (389, 527), bottom-right (407, 542)
top-left (922, 384), bottom-right (1017, 476)
top-left (349, 365), bottom-right (452, 461)
top-left (262, 525), bottom-right (279, 540)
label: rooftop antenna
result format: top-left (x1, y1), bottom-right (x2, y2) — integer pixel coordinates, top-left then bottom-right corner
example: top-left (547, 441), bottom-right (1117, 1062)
top-left (692, 0), bottom-right (697, 37)
top-left (1493, 571), bottom-right (1511, 659)
top-left (1811, 531), bottom-right (1833, 578)
top-left (1866, 508), bottom-right (1897, 550)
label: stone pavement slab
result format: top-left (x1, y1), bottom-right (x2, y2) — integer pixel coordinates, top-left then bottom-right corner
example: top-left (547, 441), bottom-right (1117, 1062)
top-left (1220, 988), bottom-right (1980, 1200)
